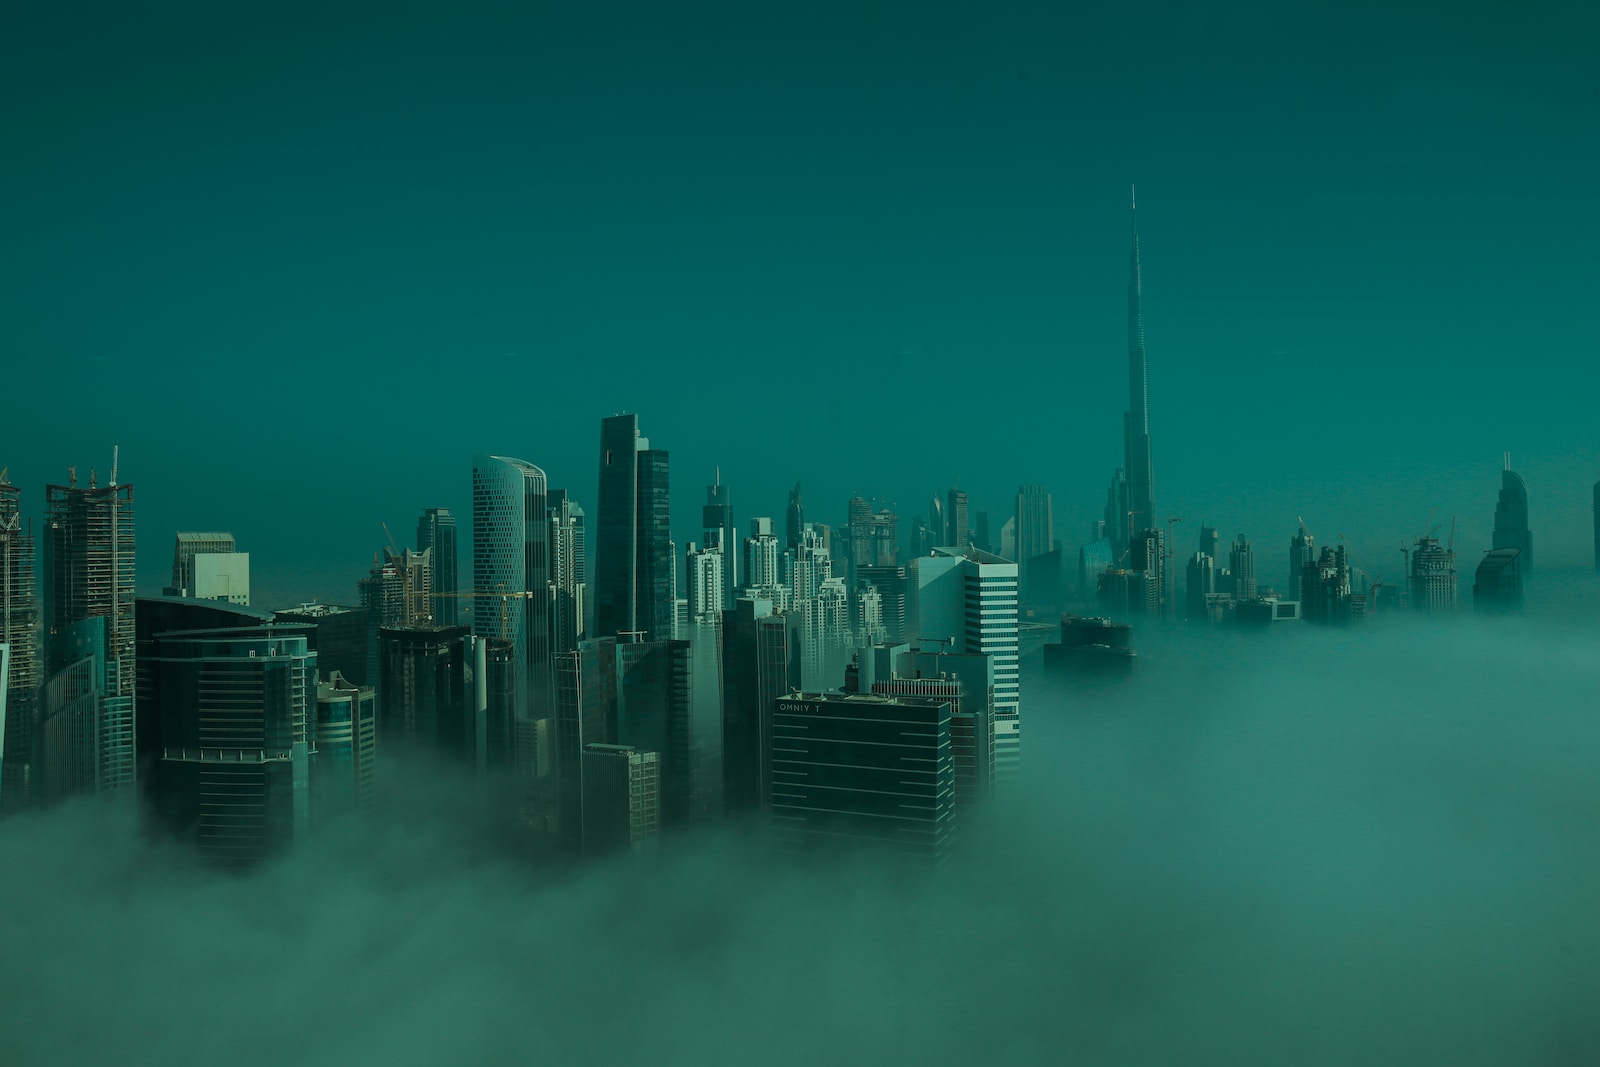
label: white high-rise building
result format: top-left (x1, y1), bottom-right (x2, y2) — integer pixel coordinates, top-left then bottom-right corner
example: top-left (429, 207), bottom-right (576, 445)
top-left (685, 543), bottom-right (725, 623)
top-left (744, 518), bottom-right (781, 591)
top-left (168, 532), bottom-right (250, 605)
top-left (910, 546), bottom-right (1020, 780)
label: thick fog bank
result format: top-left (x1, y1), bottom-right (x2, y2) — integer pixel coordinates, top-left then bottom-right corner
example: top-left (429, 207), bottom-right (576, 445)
top-left (3, 606), bottom-right (1597, 1065)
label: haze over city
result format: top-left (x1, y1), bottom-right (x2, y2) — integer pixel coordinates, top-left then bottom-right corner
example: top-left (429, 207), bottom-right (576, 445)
top-left (2, 1), bottom-right (1598, 1064)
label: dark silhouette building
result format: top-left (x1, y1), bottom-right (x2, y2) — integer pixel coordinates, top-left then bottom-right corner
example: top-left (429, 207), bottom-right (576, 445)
top-left (771, 692), bottom-right (955, 867)
top-left (377, 625), bottom-right (471, 756)
top-left (595, 415), bottom-right (673, 641)
top-left (1288, 524), bottom-right (1315, 603)
top-left (579, 743), bottom-right (660, 857)
top-left (1492, 456), bottom-right (1532, 576)
top-left (720, 598), bottom-right (800, 816)
top-left (785, 482), bottom-right (804, 554)
top-left (946, 488), bottom-right (970, 551)
top-left (416, 507), bottom-right (458, 626)
top-left (1473, 548), bottom-right (1523, 613)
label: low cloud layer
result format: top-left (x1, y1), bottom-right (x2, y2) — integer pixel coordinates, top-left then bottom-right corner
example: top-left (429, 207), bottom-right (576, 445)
top-left (4, 597), bottom-right (1598, 1065)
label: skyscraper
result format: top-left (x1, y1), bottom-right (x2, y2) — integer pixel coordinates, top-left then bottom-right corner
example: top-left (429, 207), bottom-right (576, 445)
top-left (771, 692), bottom-right (955, 867)
top-left (472, 455), bottom-right (551, 717)
top-left (1407, 536), bottom-right (1457, 613)
top-left (1288, 524), bottom-right (1315, 602)
top-left (1015, 485), bottom-right (1054, 604)
top-left (1593, 475), bottom-right (1599, 574)
top-left (1123, 191), bottom-right (1157, 559)
top-left (909, 547), bottom-right (1019, 780)
top-left (0, 479), bottom-right (39, 810)
top-left (702, 474), bottom-right (737, 609)
top-left (595, 415), bottom-right (673, 640)
top-left (1473, 548), bottom-right (1523, 613)
top-left (1491, 455), bottom-right (1532, 576)
top-left (1229, 534), bottom-right (1257, 600)
top-left (41, 471), bottom-right (135, 800)
top-left (785, 482), bottom-right (804, 553)
top-left (149, 622), bottom-right (317, 866)
top-left (547, 489), bottom-right (587, 656)
top-left (945, 488), bottom-right (970, 551)
top-left (417, 508), bottom-right (458, 626)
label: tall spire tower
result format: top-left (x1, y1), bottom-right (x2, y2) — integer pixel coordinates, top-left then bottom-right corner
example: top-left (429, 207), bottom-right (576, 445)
top-left (1123, 187), bottom-right (1156, 554)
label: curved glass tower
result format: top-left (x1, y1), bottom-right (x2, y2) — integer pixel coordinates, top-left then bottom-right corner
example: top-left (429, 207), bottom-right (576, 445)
top-left (472, 455), bottom-right (550, 717)
top-left (1491, 456), bottom-right (1532, 576)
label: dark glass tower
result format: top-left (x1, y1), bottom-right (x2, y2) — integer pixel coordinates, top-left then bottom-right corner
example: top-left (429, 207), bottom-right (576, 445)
top-left (416, 507), bottom-right (458, 626)
top-left (595, 415), bottom-right (674, 641)
top-left (702, 475), bottom-right (736, 610)
top-left (1491, 455), bottom-right (1532, 576)
top-left (1122, 191), bottom-right (1157, 558)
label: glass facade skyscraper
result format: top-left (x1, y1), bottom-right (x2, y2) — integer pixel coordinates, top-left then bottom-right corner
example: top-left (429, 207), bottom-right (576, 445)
top-left (595, 415), bottom-right (673, 641)
top-left (472, 455), bottom-right (551, 717)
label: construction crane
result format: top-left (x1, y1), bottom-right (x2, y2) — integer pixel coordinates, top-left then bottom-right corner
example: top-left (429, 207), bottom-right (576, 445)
top-left (431, 585), bottom-right (538, 641)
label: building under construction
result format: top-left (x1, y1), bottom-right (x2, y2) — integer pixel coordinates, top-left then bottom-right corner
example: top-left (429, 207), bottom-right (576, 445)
top-left (0, 476), bottom-right (40, 811)
top-left (40, 469), bottom-right (136, 800)
top-left (1407, 536), bottom-right (1458, 613)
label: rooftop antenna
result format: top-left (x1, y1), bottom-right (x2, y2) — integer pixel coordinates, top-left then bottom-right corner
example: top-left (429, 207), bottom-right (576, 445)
top-left (110, 445), bottom-right (119, 487)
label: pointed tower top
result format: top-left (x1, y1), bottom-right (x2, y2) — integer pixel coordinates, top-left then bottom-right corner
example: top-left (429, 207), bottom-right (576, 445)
top-left (1131, 183), bottom-right (1136, 211)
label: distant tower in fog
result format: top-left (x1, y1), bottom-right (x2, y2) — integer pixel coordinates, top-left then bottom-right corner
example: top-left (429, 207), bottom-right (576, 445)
top-left (1491, 454), bottom-right (1532, 576)
top-left (1288, 524), bottom-right (1314, 602)
top-left (1229, 534), bottom-right (1257, 600)
top-left (1593, 474), bottom-right (1599, 573)
top-left (1122, 189), bottom-right (1157, 559)
top-left (785, 483), bottom-right (804, 553)
top-left (945, 488), bottom-right (969, 551)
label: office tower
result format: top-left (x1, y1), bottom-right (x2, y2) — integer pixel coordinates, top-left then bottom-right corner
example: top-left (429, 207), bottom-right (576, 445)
top-left (973, 511), bottom-right (992, 554)
top-left (1229, 534), bottom-right (1257, 600)
top-left (1407, 537), bottom-right (1457, 613)
top-left (1491, 455), bottom-right (1532, 575)
top-left (150, 622), bottom-right (317, 866)
top-left (273, 603), bottom-right (368, 685)
top-left (1078, 537), bottom-right (1114, 604)
top-left (165, 532), bottom-right (250, 605)
top-left (720, 598), bottom-right (800, 815)
top-left (856, 565), bottom-right (908, 643)
top-left (1288, 524), bottom-right (1315, 602)
top-left (41, 472), bottom-right (135, 800)
top-left (1199, 525), bottom-right (1220, 562)
top-left (785, 482), bottom-right (804, 553)
top-left (555, 636), bottom-right (620, 852)
top-left (378, 625), bottom-right (471, 756)
top-left (928, 494), bottom-right (944, 547)
top-left (909, 547), bottom-right (1019, 780)
top-left (1104, 469), bottom-right (1129, 555)
top-left (1185, 551), bottom-right (1215, 622)
top-left (313, 671), bottom-right (377, 820)
top-left (684, 542), bottom-right (724, 623)
top-left (1302, 545), bottom-right (1355, 625)
top-left (473, 455), bottom-right (552, 717)
top-left (581, 743), bottom-right (660, 856)
top-left (595, 415), bottom-right (672, 640)
top-left (1130, 527), bottom-right (1167, 616)
top-left (1473, 548), bottom-right (1523, 613)
top-left (771, 692), bottom-right (954, 866)
top-left (547, 489), bottom-right (587, 656)
top-left (1123, 191), bottom-right (1157, 559)
top-left (417, 508), bottom-right (458, 626)
top-left (865, 645), bottom-right (996, 811)
top-left (0, 479), bottom-right (39, 811)
top-left (946, 489), bottom-right (970, 551)
top-left (1015, 485), bottom-right (1054, 602)
top-left (392, 547), bottom-right (433, 625)
top-left (702, 475), bottom-right (737, 609)
top-left (743, 517), bottom-right (781, 594)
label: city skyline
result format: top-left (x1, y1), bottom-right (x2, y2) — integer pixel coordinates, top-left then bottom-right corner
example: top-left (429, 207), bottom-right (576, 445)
top-left (5, 4), bottom-right (1599, 606)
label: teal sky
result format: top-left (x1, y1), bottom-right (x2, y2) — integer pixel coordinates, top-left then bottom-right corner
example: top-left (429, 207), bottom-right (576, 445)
top-left (4, 1), bottom-right (1597, 605)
